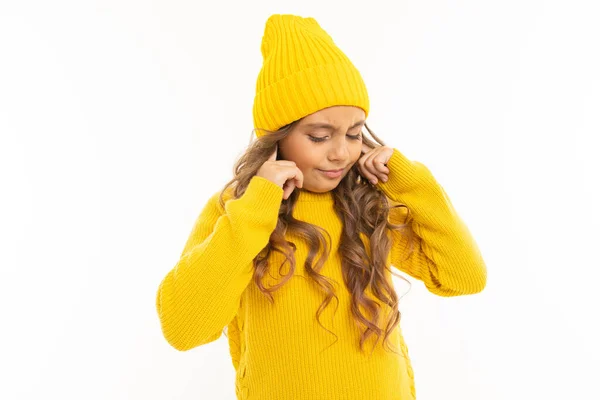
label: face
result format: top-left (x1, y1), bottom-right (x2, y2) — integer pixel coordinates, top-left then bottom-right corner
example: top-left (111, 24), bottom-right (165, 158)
top-left (278, 105), bottom-right (366, 193)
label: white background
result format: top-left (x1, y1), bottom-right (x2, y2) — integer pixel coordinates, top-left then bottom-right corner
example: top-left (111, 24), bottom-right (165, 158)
top-left (1, 1), bottom-right (599, 399)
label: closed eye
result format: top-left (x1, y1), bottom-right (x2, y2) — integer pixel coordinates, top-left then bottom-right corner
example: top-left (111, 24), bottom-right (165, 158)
top-left (309, 134), bottom-right (362, 143)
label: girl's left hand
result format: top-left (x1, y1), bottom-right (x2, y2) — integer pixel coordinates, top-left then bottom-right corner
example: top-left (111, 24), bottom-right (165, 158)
top-left (358, 143), bottom-right (394, 185)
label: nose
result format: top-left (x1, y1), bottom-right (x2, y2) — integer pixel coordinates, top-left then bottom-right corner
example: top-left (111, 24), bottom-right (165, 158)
top-left (328, 137), bottom-right (350, 162)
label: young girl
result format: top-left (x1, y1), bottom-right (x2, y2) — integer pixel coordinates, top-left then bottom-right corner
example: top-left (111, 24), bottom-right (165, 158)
top-left (156, 14), bottom-right (487, 400)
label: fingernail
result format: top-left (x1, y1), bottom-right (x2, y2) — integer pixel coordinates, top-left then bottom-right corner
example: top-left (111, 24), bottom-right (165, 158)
top-left (382, 177), bottom-right (388, 182)
top-left (371, 179), bottom-right (377, 184)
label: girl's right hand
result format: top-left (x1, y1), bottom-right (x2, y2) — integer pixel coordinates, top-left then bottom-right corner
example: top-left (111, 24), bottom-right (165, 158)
top-left (256, 145), bottom-right (304, 200)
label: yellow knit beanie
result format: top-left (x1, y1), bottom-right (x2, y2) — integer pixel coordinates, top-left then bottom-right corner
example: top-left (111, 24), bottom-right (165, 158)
top-left (252, 14), bottom-right (370, 137)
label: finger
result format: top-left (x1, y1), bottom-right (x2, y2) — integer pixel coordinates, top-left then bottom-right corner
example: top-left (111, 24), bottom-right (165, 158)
top-left (364, 151), bottom-right (389, 182)
top-left (374, 159), bottom-right (390, 174)
top-left (282, 167), bottom-right (303, 199)
top-left (364, 156), bottom-right (388, 184)
top-left (357, 153), bottom-right (378, 184)
top-left (275, 160), bottom-right (297, 166)
top-left (282, 179), bottom-right (294, 199)
top-left (363, 152), bottom-right (378, 180)
top-left (361, 142), bottom-right (372, 154)
top-left (268, 145), bottom-right (278, 161)
top-left (359, 164), bottom-right (380, 184)
top-left (294, 167), bottom-right (304, 189)
top-left (373, 153), bottom-right (390, 181)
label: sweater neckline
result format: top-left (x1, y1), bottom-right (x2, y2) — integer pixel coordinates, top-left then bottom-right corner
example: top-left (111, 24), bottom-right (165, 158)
top-left (295, 188), bottom-right (334, 203)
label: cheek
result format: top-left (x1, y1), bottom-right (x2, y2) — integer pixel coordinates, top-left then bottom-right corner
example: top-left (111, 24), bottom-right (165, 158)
top-left (294, 160), bottom-right (316, 175)
top-left (299, 154), bottom-right (321, 169)
top-left (350, 145), bottom-right (363, 162)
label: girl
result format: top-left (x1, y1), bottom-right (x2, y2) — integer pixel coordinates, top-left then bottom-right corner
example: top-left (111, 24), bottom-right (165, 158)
top-left (156, 14), bottom-right (487, 400)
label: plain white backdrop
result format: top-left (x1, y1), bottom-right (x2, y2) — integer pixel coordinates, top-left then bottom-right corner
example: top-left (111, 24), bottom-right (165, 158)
top-left (1, 0), bottom-right (599, 399)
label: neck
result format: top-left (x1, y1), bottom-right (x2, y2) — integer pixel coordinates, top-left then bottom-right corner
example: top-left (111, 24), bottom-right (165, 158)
top-left (296, 188), bottom-right (334, 203)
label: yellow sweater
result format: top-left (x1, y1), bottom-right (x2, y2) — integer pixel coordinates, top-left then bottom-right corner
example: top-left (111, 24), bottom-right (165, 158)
top-left (156, 148), bottom-right (487, 399)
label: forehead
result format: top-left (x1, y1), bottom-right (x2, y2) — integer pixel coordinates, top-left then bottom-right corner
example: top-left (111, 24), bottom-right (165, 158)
top-left (299, 106), bottom-right (365, 127)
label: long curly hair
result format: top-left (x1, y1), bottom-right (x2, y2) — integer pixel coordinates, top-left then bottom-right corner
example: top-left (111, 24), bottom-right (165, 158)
top-left (217, 120), bottom-right (416, 357)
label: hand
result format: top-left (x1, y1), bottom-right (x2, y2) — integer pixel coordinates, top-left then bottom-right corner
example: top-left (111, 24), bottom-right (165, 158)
top-left (358, 143), bottom-right (393, 185)
top-left (256, 144), bottom-right (304, 200)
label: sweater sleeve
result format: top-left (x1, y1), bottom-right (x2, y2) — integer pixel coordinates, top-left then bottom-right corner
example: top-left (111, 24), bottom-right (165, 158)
top-left (378, 148), bottom-right (487, 297)
top-left (156, 175), bottom-right (284, 351)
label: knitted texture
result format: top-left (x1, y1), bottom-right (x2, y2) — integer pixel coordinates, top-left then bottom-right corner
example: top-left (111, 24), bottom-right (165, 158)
top-left (252, 14), bottom-right (370, 136)
top-left (156, 148), bottom-right (487, 399)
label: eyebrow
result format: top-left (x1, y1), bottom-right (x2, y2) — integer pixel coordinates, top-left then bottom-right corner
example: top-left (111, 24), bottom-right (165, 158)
top-left (302, 120), bottom-right (366, 131)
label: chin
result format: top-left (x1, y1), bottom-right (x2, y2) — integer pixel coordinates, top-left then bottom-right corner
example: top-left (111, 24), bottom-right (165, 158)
top-left (302, 184), bottom-right (330, 193)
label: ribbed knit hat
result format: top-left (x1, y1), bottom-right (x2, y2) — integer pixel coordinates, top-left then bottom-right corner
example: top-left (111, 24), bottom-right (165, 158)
top-left (252, 14), bottom-right (370, 137)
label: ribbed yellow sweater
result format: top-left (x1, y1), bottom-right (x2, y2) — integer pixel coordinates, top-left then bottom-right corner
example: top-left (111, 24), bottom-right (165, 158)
top-left (156, 148), bottom-right (487, 399)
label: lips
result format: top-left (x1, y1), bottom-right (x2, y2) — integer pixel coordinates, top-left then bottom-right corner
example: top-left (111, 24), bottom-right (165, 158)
top-left (318, 168), bottom-right (345, 179)
top-left (319, 168), bottom-right (344, 172)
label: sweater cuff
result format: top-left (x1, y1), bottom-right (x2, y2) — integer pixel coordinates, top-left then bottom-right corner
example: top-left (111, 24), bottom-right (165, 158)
top-left (225, 175), bottom-right (283, 234)
top-left (376, 148), bottom-right (438, 199)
